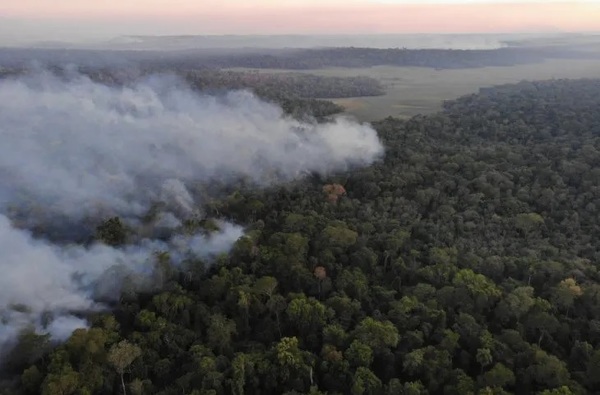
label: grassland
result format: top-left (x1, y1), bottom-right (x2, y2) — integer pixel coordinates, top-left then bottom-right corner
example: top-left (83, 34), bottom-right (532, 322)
top-left (229, 59), bottom-right (600, 121)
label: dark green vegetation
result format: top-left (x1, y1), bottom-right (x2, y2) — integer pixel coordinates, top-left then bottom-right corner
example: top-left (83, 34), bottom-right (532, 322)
top-left (5, 78), bottom-right (600, 395)
top-left (65, 68), bottom-right (383, 100)
top-left (181, 70), bottom-right (384, 98)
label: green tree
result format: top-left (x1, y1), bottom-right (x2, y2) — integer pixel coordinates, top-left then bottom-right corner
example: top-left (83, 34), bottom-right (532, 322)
top-left (96, 216), bottom-right (128, 246)
top-left (538, 387), bottom-right (574, 395)
top-left (586, 349), bottom-right (600, 389)
top-left (345, 340), bottom-right (374, 368)
top-left (479, 363), bottom-right (515, 390)
top-left (320, 224), bottom-right (358, 249)
top-left (476, 348), bottom-right (493, 373)
top-left (286, 295), bottom-right (329, 335)
top-left (353, 317), bottom-right (399, 353)
top-left (524, 347), bottom-right (571, 390)
top-left (107, 340), bottom-right (142, 395)
top-left (494, 286), bottom-right (535, 324)
top-left (552, 278), bottom-right (583, 317)
top-left (207, 314), bottom-right (237, 354)
top-left (41, 365), bottom-right (80, 395)
top-left (274, 337), bottom-right (311, 384)
top-left (351, 367), bottom-right (382, 395)
top-left (452, 269), bottom-right (501, 313)
top-left (230, 353), bottom-right (252, 395)
top-left (21, 366), bottom-right (43, 394)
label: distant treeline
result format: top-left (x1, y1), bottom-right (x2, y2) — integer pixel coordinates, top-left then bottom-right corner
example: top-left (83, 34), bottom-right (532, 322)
top-left (181, 47), bottom-right (547, 70)
top-left (1, 45), bottom-right (597, 72)
top-left (0, 67), bottom-right (383, 98)
top-left (0, 67), bottom-right (370, 119)
top-left (182, 70), bottom-right (384, 98)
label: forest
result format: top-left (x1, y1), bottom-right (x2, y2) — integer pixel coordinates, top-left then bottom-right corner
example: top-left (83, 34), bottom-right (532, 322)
top-left (38, 68), bottom-right (384, 99)
top-left (3, 77), bottom-right (600, 395)
top-left (181, 70), bottom-right (384, 99)
top-left (0, 67), bottom-right (388, 120)
top-left (179, 47), bottom-right (580, 70)
top-left (1, 45), bottom-right (598, 72)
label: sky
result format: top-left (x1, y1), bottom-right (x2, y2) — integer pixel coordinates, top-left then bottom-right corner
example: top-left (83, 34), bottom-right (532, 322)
top-left (1, 1), bottom-right (599, 44)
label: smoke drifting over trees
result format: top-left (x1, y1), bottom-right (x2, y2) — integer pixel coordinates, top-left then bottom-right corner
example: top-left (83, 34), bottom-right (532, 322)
top-left (0, 72), bottom-right (382, 222)
top-left (0, 71), bottom-right (383, 352)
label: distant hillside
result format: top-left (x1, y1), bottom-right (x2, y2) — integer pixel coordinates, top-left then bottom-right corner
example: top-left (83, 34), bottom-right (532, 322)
top-left (1, 43), bottom-right (598, 71)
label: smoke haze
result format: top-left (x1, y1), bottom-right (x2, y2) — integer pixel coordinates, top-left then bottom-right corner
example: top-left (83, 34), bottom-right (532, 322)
top-left (0, 71), bottom-right (383, 352)
top-left (0, 72), bottom-right (382, 223)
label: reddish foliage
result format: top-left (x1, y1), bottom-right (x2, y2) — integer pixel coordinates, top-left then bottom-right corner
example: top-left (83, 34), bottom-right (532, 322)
top-left (323, 184), bottom-right (346, 203)
top-left (322, 183), bottom-right (346, 196)
top-left (314, 266), bottom-right (327, 280)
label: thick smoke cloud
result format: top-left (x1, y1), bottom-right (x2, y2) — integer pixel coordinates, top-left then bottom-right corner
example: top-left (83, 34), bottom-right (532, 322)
top-left (0, 213), bottom-right (243, 349)
top-left (0, 71), bottom-right (382, 223)
top-left (0, 71), bottom-right (383, 352)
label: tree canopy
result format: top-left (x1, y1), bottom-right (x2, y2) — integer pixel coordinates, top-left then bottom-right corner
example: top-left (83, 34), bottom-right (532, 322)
top-left (4, 78), bottom-right (600, 394)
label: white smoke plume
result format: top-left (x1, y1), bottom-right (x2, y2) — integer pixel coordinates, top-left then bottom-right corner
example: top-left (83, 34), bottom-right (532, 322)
top-left (0, 71), bottom-right (382, 224)
top-left (0, 213), bottom-right (244, 351)
top-left (0, 70), bottom-right (383, 353)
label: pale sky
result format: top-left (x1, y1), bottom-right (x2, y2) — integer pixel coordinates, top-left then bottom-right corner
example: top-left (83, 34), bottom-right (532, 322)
top-left (1, 1), bottom-right (599, 44)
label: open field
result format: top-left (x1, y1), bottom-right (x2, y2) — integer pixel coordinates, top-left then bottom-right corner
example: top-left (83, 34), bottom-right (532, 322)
top-left (229, 59), bottom-right (600, 121)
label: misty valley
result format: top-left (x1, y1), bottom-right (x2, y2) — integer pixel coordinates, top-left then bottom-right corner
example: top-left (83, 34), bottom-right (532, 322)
top-left (2, 38), bottom-right (600, 395)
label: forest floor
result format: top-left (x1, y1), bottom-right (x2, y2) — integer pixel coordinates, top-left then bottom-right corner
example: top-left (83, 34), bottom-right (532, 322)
top-left (228, 58), bottom-right (600, 121)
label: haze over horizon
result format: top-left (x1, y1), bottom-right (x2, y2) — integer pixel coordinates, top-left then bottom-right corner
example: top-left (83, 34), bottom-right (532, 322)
top-left (1, 0), bottom-right (599, 46)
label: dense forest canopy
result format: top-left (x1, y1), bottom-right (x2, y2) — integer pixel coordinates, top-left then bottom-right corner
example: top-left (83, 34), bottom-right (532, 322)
top-left (3, 77), bottom-right (600, 395)
top-left (0, 68), bottom-right (384, 99)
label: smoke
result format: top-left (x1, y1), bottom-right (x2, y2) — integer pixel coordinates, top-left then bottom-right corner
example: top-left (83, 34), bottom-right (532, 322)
top-left (0, 70), bottom-right (383, 353)
top-left (0, 213), bottom-right (244, 347)
top-left (0, 71), bottom-right (382, 225)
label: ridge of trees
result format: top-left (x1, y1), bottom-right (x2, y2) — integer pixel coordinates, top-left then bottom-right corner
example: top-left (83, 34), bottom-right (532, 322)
top-left (2, 46), bottom-right (598, 71)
